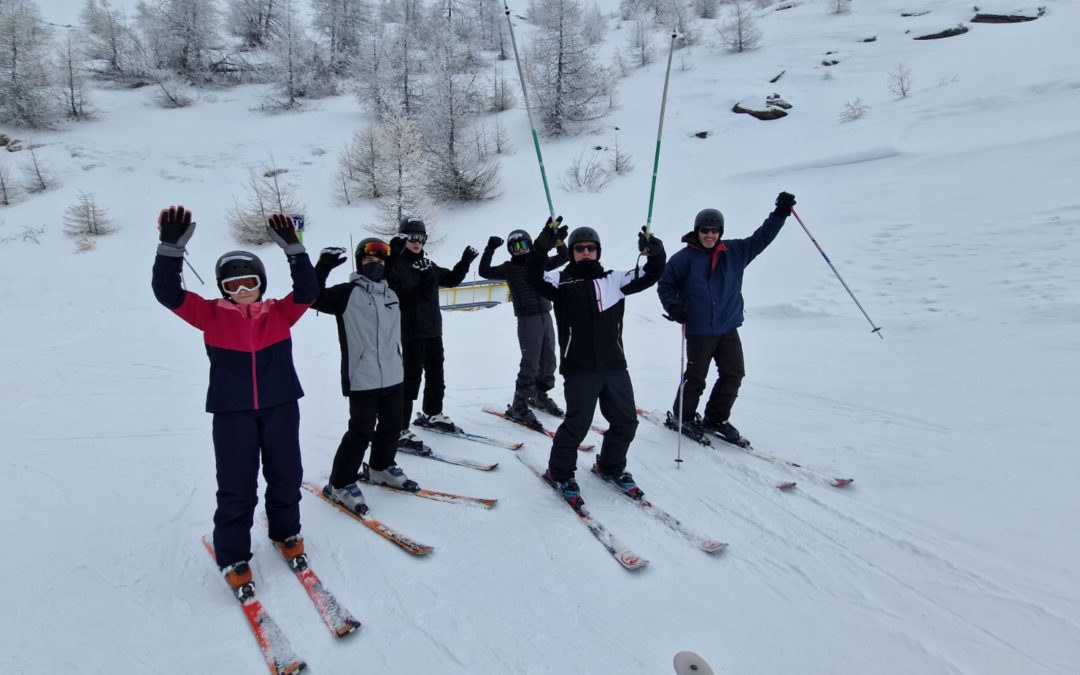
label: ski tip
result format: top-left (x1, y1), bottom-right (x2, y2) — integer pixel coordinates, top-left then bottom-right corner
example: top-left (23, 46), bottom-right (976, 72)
top-left (509, 443), bottom-right (524, 450)
top-left (777, 481), bottom-right (798, 491)
top-left (335, 620), bottom-right (362, 638)
top-left (832, 478), bottom-right (854, 487)
top-left (578, 444), bottom-right (596, 452)
top-left (619, 552), bottom-right (649, 570)
top-left (673, 651), bottom-right (715, 675)
top-left (274, 659), bottom-right (307, 675)
top-left (700, 540), bottom-right (728, 554)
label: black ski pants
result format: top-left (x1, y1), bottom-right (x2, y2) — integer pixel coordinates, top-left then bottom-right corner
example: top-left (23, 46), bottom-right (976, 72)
top-left (673, 329), bottom-right (745, 424)
top-left (330, 384), bottom-right (404, 487)
top-left (402, 336), bottom-right (445, 428)
top-left (514, 312), bottom-right (557, 399)
top-left (211, 402), bottom-right (302, 568)
top-left (549, 369), bottom-right (638, 481)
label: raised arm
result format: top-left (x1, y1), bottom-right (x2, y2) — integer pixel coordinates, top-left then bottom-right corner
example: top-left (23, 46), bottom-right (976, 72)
top-left (619, 227), bottom-right (667, 296)
top-left (478, 236), bottom-right (508, 280)
top-left (266, 214), bottom-right (317, 324)
top-left (438, 245), bottom-right (480, 287)
top-left (524, 217), bottom-right (565, 301)
top-left (311, 246), bottom-right (350, 315)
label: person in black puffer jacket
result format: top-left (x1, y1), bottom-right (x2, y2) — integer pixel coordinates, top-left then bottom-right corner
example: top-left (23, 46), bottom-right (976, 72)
top-left (525, 218), bottom-right (665, 507)
top-left (386, 218), bottom-right (478, 446)
top-left (479, 228), bottom-right (569, 428)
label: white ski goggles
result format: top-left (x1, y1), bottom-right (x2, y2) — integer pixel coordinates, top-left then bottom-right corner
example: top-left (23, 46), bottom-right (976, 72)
top-left (221, 275), bottom-right (261, 294)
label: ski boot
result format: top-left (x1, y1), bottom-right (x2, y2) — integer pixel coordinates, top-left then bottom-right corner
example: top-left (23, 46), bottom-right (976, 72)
top-left (591, 461), bottom-right (645, 500)
top-left (274, 535), bottom-right (308, 572)
top-left (542, 469), bottom-right (584, 509)
top-left (506, 397), bottom-right (543, 431)
top-left (363, 463), bottom-right (421, 492)
top-left (415, 412), bottom-right (459, 433)
top-left (703, 417), bottom-right (749, 447)
top-left (664, 411), bottom-right (709, 444)
top-left (529, 390), bottom-right (565, 417)
top-left (398, 429), bottom-right (431, 455)
top-left (221, 560), bottom-right (255, 601)
top-left (324, 481), bottom-right (368, 516)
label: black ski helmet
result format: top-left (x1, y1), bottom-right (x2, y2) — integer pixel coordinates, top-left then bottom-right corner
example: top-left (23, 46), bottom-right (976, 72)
top-left (355, 237), bottom-right (390, 266)
top-left (215, 250), bottom-right (267, 300)
top-left (694, 208), bottom-right (725, 236)
top-left (567, 226), bottom-right (601, 259)
top-left (398, 217), bottom-right (427, 237)
top-left (506, 229), bottom-right (532, 254)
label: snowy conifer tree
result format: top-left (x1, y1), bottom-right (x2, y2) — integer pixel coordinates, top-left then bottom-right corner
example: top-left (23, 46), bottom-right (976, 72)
top-left (527, 0), bottom-right (612, 136)
top-left (311, 0), bottom-right (369, 75)
top-left (0, 0), bottom-right (59, 128)
top-left (226, 0), bottom-right (282, 48)
top-left (80, 0), bottom-right (146, 82)
top-left (419, 24), bottom-right (499, 201)
top-left (374, 102), bottom-right (433, 235)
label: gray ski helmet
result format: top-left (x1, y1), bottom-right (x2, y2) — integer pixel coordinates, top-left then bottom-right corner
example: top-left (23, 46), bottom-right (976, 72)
top-left (567, 226), bottom-right (601, 259)
top-left (215, 250), bottom-right (267, 299)
top-left (694, 208), bottom-right (725, 236)
top-left (398, 217), bottom-right (427, 236)
top-left (506, 229), bottom-right (532, 254)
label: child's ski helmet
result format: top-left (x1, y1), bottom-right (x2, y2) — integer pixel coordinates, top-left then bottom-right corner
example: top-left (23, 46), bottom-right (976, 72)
top-left (215, 250), bottom-right (267, 299)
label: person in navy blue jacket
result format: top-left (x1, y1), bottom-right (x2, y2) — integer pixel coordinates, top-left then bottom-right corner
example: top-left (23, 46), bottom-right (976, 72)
top-left (152, 206), bottom-right (317, 596)
top-left (657, 192), bottom-right (796, 446)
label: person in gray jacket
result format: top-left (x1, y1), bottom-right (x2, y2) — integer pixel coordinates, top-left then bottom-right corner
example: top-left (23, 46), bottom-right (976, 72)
top-left (313, 238), bottom-right (418, 515)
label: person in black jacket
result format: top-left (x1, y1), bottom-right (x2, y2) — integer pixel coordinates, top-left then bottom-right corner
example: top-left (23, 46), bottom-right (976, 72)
top-left (525, 218), bottom-right (666, 507)
top-left (386, 217), bottom-right (479, 447)
top-left (479, 229), bottom-right (568, 429)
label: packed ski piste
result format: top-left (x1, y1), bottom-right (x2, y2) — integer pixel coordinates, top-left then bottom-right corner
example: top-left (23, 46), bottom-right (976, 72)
top-left (145, 10), bottom-right (871, 675)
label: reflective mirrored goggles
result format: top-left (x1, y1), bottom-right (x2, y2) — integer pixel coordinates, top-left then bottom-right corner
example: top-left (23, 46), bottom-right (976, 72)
top-left (508, 239), bottom-right (530, 253)
top-left (222, 275), bottom-right (261, 294)
top-left (359, 241), bottom-right (390, 259)
top-left (572, 243), bottom-right (598, 253)
top-left (405, 233), bottom-right (427, 244)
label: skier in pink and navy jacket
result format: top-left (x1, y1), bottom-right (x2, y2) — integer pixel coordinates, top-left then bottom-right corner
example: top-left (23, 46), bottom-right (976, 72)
top-left (152, 206), bottom-right (317, 579)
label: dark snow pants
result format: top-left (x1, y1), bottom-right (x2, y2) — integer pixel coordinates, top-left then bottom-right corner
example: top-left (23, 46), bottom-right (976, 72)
top-left (211, 402), bottom-right (302, 568)
top-left (402, 336), bottom-right (445, 428)
top-left (514, 312), bottom-right (558, 399)
top-left (549, 369), bottom-right (638, 481)
top-left (330, 384), bottom-right (404, 487)
top-left (673, 329), bottom-right (745, 424)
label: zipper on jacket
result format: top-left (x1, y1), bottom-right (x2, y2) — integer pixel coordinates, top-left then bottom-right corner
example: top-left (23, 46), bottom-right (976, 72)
top-left (563, 327), bottom-right (573, 359)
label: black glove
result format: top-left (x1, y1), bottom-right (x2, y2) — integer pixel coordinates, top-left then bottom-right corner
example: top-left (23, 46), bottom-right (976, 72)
top-left (317, 246), bottom-right (347, 271)
top-left (533, 216), bottom-right (562, 254)
top-left (412, 257), bottom-right (434, 272)
top-left (774, 191), bottom-right (796, 217)
top-left (486, 235), bottom-right (504, 251)
top-left (637, 226), bottom-right (665, 257)
top-left (665, 304), bottom-right (690, 324)
top-left (461, 246), bottom-right (480, 264)
top-left (157, 205), bottom-right (195, 257)
top-left (389, 234), bottom-right (406, 256)
top-left (267, 213), bottom-right (305, 255)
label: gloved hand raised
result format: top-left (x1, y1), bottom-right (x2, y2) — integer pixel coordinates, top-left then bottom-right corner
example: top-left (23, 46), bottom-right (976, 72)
top-left (317, 246), bottom-right (347, 270)
top-left (533, 216), bottom-right (563, 254)
top-left (389, 233), bottom-right (407, 257)
top-left (486, 235), bottom-right (504, 251)
top-left (267, 214), bottom-right (305, 255)
top-left (637, 226), bottom-right (665, 257)
top-left (157, 205), bottom-right (195, 257)
top-left (461, 246), bottom-right (480, 265)
top-left (774, 191), bottom-right (796, 217)
top-left (665, 304), bottom-right (690, 324)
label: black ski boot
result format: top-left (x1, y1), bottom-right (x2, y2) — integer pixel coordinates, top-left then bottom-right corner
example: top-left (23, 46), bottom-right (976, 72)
top-left (529, 390), bottom-right (565, 417)
top-left (664, 411), bottom-right (710, 444)
top-left (703, 417), bottom-right (749, 447)
top-left (506, 396), bottom-right (543, 431)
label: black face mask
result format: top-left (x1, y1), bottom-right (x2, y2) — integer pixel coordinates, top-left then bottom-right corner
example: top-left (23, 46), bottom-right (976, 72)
top-left (568, 259), bottom-right (605, 279)
top-left (360, 261), bottom-right (386, 282)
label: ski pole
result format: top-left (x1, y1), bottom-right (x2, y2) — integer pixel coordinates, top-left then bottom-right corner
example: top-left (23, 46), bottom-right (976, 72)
top-left (349, 233), bottom-right (356, 273)
top-left (791, 207), bottom-right (883, 339)
top-left (644, 31), bottom-right (678, 241)
top-left (503, 2), bottom-right (555, 218)
top-left (183, 254), bottom-right (205, 284)
top-left (675, 323), bottom-right (686, 468)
